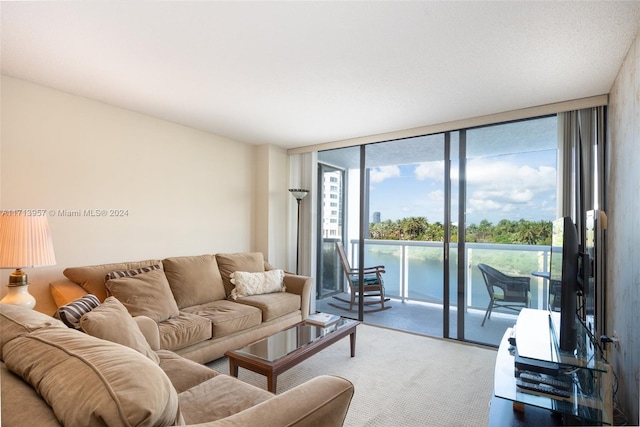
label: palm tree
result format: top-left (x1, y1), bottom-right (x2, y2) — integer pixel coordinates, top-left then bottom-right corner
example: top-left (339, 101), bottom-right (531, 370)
top-left (400, 217), bottom-right (428, 240)
top-left (426, 221), bottom-right (445, 242)
top-left (477, 219), bottom-right (493, 242)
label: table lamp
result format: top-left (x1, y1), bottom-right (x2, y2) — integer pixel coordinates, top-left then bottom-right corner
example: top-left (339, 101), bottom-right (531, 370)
top-left (0, 213), bottom-right (56, 309)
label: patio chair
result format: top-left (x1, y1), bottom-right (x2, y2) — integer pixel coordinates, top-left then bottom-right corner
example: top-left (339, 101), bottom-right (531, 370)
top-left (329, 242), bottom-right (390, 312)
top-left (477, 263), bottom-right (530, 326)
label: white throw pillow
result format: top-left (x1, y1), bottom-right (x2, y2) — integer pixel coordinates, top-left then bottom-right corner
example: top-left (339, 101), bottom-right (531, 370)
top-left (229, 269), bottom-right (285, 300)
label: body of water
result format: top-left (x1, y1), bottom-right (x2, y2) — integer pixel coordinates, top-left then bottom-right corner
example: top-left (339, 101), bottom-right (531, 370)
top-left (321, 241), bottom-right (547, 311)
top-left (362, 248), bottom-right (491, 309)
top-left (360, 244), bottom-right (546, 311)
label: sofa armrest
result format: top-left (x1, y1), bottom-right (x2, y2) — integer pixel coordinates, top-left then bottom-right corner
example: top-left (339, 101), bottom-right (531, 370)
top-left (49, 279), bottom-right (88, 308)
top-left (283, 274), bottom-right (313, 319)
top-left (133, 316), bottom-right (160, 351)
top-left (188, 375), bottom-right (354, 427)
top-left (134, 315), bottom-right (160, 351)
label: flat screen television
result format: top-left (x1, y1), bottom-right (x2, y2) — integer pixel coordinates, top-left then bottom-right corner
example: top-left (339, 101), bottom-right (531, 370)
top-left (548, 216), bottom-right (579, 353)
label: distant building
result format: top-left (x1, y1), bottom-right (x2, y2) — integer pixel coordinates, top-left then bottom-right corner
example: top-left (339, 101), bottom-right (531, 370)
top-left (321, 171), bottom-right (342, 238)
top-left (372, 211), bottom-right (381, 223)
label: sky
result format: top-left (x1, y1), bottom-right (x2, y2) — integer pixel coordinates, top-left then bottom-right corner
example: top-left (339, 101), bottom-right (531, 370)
top-left (337, 115), bottom-right (559, 230)
top-left (367, 144), bottom-right (558, 226)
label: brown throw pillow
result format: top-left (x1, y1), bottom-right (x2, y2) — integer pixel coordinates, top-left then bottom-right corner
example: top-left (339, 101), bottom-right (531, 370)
top-left (105, 268), bottom-right (179, 322)
top-left (63, 259), bottom-right (162, 302)
top-left (162, 255), bottom-right (226, 308)
top-left (0, 304), bottom-right (67, 352)
top-left (215, 252), bottom-right (265, 297)
top-left (80, 296), bottom-right (160, 364)
top-left (3, 328), bottom-right (181, 427)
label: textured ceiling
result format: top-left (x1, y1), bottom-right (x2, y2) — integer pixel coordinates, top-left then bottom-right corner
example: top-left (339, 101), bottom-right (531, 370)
top-left (2, 1), bottom-right (639, 149)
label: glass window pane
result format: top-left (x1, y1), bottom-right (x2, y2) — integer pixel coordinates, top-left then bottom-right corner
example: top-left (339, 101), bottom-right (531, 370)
top-left (464, 116), bottom-right (557, 346)
top-left (364, 134), bottom-right (445, 332)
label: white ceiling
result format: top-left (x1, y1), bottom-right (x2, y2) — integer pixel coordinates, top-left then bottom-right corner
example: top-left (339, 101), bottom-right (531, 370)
top-left (2, 1), bottom-right (640, 150)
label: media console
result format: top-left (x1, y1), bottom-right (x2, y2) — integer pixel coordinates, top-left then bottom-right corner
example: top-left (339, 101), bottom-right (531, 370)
top-left (490, 308), bottom-right (613, 426)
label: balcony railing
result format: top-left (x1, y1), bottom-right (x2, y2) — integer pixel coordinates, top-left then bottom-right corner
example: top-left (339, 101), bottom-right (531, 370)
top-left (335, 239), bottom-right (551, 312)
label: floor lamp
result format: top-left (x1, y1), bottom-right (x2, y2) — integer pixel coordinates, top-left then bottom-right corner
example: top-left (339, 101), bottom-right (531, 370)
top-left (289, 189), bottom-right (309, 275)
top-left (0, 213), bottom-right (56, 309)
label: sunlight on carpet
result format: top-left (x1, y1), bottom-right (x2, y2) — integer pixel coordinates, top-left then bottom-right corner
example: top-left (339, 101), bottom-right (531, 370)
top-left (208, 324), bottom-right (497, 427)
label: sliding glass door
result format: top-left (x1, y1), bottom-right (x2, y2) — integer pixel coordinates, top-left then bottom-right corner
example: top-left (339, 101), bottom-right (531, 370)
top-left (315, 136), bottom-right (451, 332)
top-left (361, 135), bottom-right (447, 328)
top-left (314, 115), bottom-right (558, 347)
top-left (462, 117), bottom-right (558, 345)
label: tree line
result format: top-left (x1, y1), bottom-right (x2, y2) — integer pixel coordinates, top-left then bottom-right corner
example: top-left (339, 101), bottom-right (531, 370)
top-left (369, 217), bottom-right (552, 245)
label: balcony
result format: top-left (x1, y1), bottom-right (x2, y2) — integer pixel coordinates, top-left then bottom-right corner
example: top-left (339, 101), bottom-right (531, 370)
top-left (316, 239), bottom-right (551, 347)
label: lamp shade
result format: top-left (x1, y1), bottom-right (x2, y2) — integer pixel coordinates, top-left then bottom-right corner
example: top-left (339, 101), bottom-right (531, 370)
top-left (289, 189), bottom-right (309, 200)
top-left (0, 213), bottom-right (56, 269)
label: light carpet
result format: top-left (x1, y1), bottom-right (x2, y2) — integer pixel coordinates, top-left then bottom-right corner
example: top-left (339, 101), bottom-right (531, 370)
top-left (207, 324), bottom-right (497, 427)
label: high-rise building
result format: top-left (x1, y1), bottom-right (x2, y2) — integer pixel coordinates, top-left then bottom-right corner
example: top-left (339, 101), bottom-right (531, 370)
top-left (321, 171), bottom-right (342, 238)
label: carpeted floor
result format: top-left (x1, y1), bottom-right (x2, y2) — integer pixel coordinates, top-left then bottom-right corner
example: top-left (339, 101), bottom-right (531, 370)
top-left (207, 324), bottom-right (497, 426)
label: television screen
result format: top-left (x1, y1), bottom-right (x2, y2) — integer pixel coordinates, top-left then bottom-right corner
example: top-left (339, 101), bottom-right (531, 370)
top-left (549, 224), bottom-right (563, 311)
top-left (548, 217), bottom-right (579, 353)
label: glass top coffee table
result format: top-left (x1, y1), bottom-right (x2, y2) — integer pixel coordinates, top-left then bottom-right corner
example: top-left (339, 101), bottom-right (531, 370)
top-left (225, 317), bottom-right (359, 393)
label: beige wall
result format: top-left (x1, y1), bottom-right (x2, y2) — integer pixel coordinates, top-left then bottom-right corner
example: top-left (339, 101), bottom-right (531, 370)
top-left (253, 143), bottom-right (290, 269)
top-left (0, 76), bottom-right (284, 314)
top-left (607, 30), bottom-right (640, 425)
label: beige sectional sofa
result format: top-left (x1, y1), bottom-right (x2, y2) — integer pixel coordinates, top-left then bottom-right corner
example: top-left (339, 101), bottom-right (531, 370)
top-left (0, 302), bottom-right (355, 426)
top-left (49, 252), bottom-right (312, 363)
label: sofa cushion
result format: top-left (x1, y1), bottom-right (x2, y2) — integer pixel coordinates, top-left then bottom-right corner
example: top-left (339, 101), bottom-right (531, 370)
top-left (3, 328), bottom-right (181, 427)
top-left (163, 255), bottom-right (226, 308)
top-left (105, 268), bottom-right (180, 322)
top-left (1, 362), bottom-right (61, 427)
top-left (230, 269), bottom-right (285, 300)
top-left (157, 312), bottom-right (212, 351)
top-left (182, 300), bottom-right (262, 338)
top-left (63, 259), bottom-right (162, 302)
top-left (178, 374), bottom-right (272, 424)
top-left (0, 304), bottom-right (66, 359)
top-left (55, 294), bottom-right (101, 329)
top-left (80, 296), bottom-right (160, 363)
top-left (157, 350), bottom-right (218, 393)
top-left (215, 252), bottom-right (265, 297)
top-left (234, 292), bottom-right (302, 322)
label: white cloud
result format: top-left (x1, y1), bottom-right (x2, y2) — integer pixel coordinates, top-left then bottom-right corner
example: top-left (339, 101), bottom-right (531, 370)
top-left (467, 158), bottom-right (555, 191)
top-left (472, 189), bottom-right (535, 204)
top-left (468, 198), bottom-right (501, 212)
top-left (370, 155), bottom-right (557, 223)
top-left (467, 159), bottom-right (556, 203)
top-left (370, 165), bottom-right (401, 183)
top-left (466, 157), bottom-right (556, 219)
top-left (414, 161), bottom-right (444, 181)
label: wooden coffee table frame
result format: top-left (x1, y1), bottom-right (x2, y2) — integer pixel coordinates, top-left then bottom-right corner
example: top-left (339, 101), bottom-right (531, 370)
top-left (225, 319), bottom-right (359, 393)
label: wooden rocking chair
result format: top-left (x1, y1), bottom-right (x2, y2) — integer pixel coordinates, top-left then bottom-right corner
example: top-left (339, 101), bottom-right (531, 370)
top-left (329, 242), bottom-right (391, 313)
